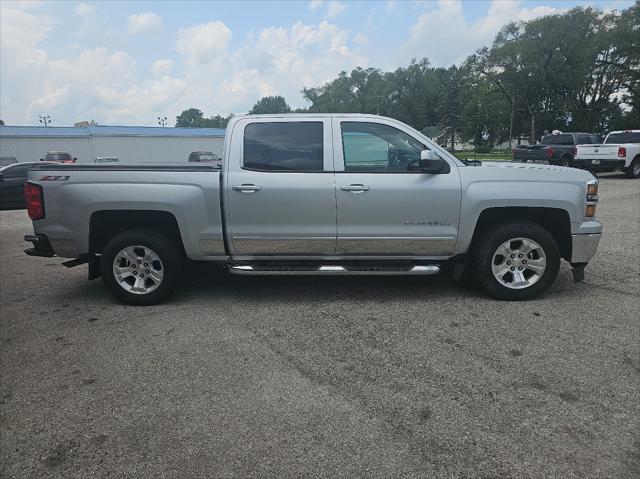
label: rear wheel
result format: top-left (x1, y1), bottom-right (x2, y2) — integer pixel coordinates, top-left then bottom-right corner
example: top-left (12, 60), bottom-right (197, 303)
top-left (473, 221), bottom-right (560, 300)
top-left (625, 156), bottom-right (640, 178)
top-left (101, 229), bottom-right (183, 305)
top-left (559, 156), bottom-right (571, 167)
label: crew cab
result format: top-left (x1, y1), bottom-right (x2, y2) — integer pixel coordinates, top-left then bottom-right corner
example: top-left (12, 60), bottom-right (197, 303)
top-left (23, 114), bottom-right (602, 305)
top-left (573, 130), bottom-right (640, 178)
top-left (513, 132), bottom-right (601, 166)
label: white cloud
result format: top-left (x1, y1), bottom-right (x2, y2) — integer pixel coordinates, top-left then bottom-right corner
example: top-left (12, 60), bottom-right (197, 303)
top-left (308, 0), bottom-right (345, 18)
top-left (175, 21), bottom-right (231, 65)
top-left (74, 3), bottom-right (95, 16)
top-left (127, 12), bottom-right (163, 35)
top-left (398, 0), bottom-right (563, 67)
top-left (385, 0), bottom-right (397, 13)
top-left (326, 1), bottom-right (345, 18)
top-left (151, 59), bottom-right (173, 76)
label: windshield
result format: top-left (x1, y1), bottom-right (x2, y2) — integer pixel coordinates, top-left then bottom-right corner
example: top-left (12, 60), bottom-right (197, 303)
top-left (541, 134), bottom-right (573, 145)
top-left (605, 132), bottom-right (640, 144)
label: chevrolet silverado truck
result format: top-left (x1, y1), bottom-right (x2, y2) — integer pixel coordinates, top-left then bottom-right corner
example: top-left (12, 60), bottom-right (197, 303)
top-left (23, 114), bottom-right (602, 305)
top-left (573, 130), bottom-right (640, 178)
top-left (512, 132), bottom-right (601, 166)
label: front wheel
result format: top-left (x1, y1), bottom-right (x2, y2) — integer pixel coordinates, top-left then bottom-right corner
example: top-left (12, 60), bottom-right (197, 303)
top-left (100, 229), bottom-right (183, 305)
top-left (625, 157), bottom-right (640, 178)
top-left (473, 221), bottom-right (561, 300)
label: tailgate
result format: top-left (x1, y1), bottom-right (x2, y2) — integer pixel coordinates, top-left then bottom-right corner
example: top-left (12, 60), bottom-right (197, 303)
top-left (513, 145), bottom-right (548, 160)
top-left (576, 145), bottom-right (618, 159)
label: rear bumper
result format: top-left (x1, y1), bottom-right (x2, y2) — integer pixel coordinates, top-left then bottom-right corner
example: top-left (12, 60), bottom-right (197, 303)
top-left (574, 158), bottom-right (625, 171)
top-left (571, 233), bottom-right (601, 263)
top-left (24, 234), bottom-right (55, 257)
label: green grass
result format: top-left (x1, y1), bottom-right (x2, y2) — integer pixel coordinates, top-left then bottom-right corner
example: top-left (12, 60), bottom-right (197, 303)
top-left (452, 150), bottom-right (512, 161)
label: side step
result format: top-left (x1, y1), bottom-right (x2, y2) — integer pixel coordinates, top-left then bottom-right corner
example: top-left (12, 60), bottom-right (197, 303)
top-left (228, 264), bottom-right (440, 276)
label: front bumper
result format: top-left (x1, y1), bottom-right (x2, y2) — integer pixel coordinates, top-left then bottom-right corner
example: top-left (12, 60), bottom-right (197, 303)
top-left (573, 158), bottom-right (625, 171)
top-left (571, 233), bottom-right (601, 263)
top-left (24, 234), bottom-right (55, 257)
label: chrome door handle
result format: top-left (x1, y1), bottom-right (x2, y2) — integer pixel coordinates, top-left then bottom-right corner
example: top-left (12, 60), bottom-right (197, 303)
top-left (340, 184), bottom-right (370, 193)
top-left (232, 184), bottom-right (261, 193)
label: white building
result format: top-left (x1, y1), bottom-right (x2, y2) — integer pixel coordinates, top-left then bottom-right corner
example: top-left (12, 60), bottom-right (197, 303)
top-left (0, 125), bottom-right (226, 164)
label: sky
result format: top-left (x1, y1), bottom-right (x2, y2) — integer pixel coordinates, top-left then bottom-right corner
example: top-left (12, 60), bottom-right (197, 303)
top-left (0, 0), bottom-right (633, 126)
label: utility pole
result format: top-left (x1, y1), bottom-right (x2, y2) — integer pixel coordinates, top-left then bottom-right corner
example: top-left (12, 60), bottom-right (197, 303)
top-left (38, 115), bottom-right (51, 126)
top-left (158, 116), bottom-right (168, 127)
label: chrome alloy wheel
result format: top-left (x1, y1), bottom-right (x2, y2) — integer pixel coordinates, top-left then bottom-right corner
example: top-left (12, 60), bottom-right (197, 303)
top-left (491, 237), bottom-right (547, 290)
top-left (112, 245), bottom-right (164, 295)
top-left (633, 161), bottom-right (640, 177)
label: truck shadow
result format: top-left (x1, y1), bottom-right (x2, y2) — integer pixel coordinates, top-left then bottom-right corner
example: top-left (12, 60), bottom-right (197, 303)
top-left (178, 261), bottom-right (482, 304)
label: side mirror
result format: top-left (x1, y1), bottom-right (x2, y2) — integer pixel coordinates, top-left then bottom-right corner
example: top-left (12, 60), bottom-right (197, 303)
top-left (419, 150), bottom-right (447, 174)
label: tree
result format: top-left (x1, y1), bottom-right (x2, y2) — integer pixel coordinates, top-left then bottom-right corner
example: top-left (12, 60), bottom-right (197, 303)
top-left (175, 108), bottom-right (206, 127)
top-left (175, 108), bottom-right (232, 128)
top-left (249, 96), bottom-right (291, 114)
top-left (0, 119), bottom-right (4, 126)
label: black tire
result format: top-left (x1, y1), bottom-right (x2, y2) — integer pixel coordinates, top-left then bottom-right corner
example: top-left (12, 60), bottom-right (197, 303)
top-left (473, 221), bottom-right (561, 301)
top-left (625, 156), bottom-right (640, 179)
top-left (100, 229), bottom-right (183, 305)
top-left (559, 156), bottom-right (571, 167)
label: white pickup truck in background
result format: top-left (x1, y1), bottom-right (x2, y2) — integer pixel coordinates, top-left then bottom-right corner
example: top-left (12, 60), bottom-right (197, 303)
top-left (574, 130), bottom-right (640, 178)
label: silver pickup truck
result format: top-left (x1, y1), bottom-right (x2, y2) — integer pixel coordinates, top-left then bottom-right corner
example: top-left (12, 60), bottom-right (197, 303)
top-left (24, 114), bottom-right (602, 305)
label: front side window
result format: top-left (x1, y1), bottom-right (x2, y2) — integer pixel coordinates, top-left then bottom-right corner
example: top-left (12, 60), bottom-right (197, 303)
top-left (341, 122), bottom-right (426, 172)
top-left (243, 122), bottom-right (323, 171)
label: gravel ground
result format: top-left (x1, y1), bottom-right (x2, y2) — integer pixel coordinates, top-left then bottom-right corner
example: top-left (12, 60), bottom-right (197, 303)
top-left (1, 173), bottom-right (638, 478)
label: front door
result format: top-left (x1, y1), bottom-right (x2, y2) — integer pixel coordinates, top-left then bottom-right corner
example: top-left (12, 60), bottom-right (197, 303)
top-left (226, 118), bottom-right (336, 256)
top-left (333, 119), bottom-right (461, 257)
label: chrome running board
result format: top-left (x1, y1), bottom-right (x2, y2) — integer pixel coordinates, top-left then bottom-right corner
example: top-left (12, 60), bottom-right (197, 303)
top-left (228, 264), bottom-right (440, 275)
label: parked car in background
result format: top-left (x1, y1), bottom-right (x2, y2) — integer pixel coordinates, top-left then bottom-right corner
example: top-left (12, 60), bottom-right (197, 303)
top-left (188, 151), bottom-right (221, 166)
top-left (0, 162), bottom-right (55, 210)
top-left (24, 114), bottom-right (601, 305)
top-left (95, 156), bottom-right (119, 164)
top-left (573, 130), bottom-right (640, 178)
top-left (41, 151), bottom-right (76, 164)
top-left (0, 157), bottom-right (18, 167)
top-left (513, 132), bottom-right (601, 166)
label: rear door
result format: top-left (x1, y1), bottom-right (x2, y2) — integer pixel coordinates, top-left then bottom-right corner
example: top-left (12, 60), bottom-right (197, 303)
top-left (333, 118), bottom-right (461, 257)
top-left (225, 118), bottom-right (336, 256)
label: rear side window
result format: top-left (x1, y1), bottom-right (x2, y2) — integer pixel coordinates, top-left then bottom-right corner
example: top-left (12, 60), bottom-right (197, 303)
top-left (605, 132), bottom-right (640, 144)
top-left (243, 122), bottom-right (323, 172)
top-left (542, 134), bottom-right (574, 145)
top-left (45, 153), bottom-right (72, 161)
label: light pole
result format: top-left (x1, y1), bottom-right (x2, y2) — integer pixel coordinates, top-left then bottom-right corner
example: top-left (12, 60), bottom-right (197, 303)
top-left (158, 116), bottom-right (168, 127)
top-left (39, 115), bottom-right (51, 126)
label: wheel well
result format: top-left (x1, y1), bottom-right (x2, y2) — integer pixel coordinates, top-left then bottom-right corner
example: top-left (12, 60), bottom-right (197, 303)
top-left (470, 207), bottom-right (572, 260)
top-left (88, 210), bottom-right (185, 278)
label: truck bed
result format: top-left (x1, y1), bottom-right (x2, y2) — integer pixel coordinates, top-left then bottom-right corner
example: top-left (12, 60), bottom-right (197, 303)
top-left (27, 163), bottom-right (225, 260)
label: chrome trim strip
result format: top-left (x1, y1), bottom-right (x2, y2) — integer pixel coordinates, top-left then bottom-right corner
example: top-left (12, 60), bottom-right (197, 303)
top-left (228, 264), bottom-right (441, 276)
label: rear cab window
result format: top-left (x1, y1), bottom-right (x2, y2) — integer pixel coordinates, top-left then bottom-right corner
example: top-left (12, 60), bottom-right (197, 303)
top-left (243, 122), bottom-right (324, 172)
top-left (605, 132), bottom-right (640, 144)
top-left (542, 134), bottom-right (574, 145)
